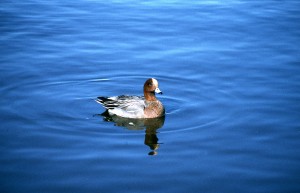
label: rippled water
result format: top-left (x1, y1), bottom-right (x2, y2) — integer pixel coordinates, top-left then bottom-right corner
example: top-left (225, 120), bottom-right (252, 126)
top-left (1, 0), bottom-right (300, 192)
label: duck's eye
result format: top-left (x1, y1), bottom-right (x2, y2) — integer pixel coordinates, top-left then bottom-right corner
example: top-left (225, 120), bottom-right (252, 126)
top-left (148, 83), bottom-right (153, 86)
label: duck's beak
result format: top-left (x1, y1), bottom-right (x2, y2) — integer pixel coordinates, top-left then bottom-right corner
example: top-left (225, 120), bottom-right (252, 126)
top-left (155, 87), bottom-right (163, 94)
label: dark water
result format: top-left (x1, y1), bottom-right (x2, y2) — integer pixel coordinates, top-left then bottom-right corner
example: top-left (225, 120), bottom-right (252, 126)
top-left (1, 0), bottom-right (300, 192)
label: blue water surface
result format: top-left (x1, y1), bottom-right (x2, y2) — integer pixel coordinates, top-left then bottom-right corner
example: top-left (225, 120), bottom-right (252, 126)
top-left (1, 0), bottom-right (300, 193)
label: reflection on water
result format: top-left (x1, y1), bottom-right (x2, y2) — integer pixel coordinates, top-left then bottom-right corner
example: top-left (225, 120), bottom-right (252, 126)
top-left (100, 111), bottom-right (165, 155)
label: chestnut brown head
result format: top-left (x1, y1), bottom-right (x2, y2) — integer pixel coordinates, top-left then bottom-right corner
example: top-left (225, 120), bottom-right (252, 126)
top-left (143, 78), bottom-right (162, 95)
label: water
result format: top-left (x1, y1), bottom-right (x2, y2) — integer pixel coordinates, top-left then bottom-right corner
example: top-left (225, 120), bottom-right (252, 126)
top-left (1, 0), bottom-right (300, 192)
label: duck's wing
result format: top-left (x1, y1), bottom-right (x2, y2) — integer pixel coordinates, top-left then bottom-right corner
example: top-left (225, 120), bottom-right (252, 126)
top-left (96, 95), bottom-right (146, 118)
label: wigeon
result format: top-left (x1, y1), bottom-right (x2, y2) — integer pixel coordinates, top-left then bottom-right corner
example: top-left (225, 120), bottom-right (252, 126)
top-left (96, 78), bottom-right (165, 118)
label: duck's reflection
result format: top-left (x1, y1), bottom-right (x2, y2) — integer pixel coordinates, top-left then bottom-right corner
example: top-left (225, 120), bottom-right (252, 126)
top-left (100, 111), bottom-right (165, 155)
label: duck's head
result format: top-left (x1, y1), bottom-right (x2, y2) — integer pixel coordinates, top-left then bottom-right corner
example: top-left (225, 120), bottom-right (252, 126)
top-left (144, 78), bottom-right (162, 95)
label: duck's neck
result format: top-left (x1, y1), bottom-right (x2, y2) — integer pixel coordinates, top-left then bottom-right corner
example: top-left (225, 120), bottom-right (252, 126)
top-left (144, 91), bottom-right (157, 101)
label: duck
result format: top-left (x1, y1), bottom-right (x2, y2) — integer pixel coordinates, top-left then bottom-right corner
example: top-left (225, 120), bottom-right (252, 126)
top-left (96, 78), bottom-right (165, 119)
